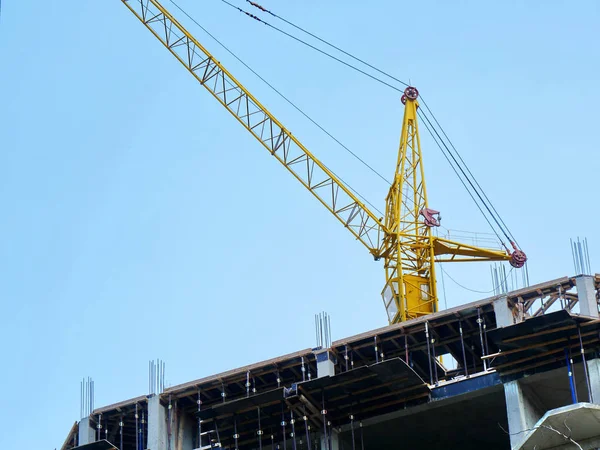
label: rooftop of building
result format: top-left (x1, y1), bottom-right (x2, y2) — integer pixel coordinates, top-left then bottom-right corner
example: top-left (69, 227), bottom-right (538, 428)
top-left (62, 273), bottom-right (600, 450)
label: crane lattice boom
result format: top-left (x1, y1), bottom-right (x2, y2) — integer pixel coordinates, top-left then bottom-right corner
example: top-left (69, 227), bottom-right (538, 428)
top-left (122, 0), bottom-right (385, 254)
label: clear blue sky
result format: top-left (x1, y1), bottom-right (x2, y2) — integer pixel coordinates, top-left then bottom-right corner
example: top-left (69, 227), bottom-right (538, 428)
top-left (0, 0), bottom-right (598, 447)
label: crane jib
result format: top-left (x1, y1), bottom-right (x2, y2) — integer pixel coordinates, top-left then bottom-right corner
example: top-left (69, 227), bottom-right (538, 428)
top-left (121, 0), bottom-right (385, 254)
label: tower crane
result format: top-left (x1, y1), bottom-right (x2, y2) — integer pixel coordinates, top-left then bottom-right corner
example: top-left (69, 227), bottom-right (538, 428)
top-left (120, 0), bottom-right (527, 323)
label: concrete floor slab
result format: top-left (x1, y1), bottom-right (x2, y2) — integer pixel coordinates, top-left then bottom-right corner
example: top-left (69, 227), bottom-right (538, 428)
top-left (516, 403), bottom-right (600, 450)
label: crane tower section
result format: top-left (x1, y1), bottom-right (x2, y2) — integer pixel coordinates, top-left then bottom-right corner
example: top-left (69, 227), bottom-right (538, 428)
top-left (381, 87), bottom-right (437, 323)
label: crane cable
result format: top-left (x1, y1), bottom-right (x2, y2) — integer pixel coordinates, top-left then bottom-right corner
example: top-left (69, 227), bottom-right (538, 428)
top-left (419, 96), bottom-right (520, 247)
top-left (220, 0), bottom-right (405, 94)
top-left (244, 0), bottom-right (508, 243)
top-left (236, 0), bottom-right (521, 249)
top-left (417, 109), bottom-right (511, 246)
top-left (244, 0), bottom-right (410, 89)
top-left (172, 0), bottom-right (520, 250)
top-left (166, 0), bottom-right (388, 216)
top-left (441, 264), bottom-right (515, 295)
top-left (417, 108), bottom-right (506, 246)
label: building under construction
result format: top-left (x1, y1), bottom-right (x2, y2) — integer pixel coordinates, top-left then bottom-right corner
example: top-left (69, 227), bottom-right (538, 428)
top-left (58, 2), bottom-right (599, 449)
top-left (62, 273), bottom-right (600, 450)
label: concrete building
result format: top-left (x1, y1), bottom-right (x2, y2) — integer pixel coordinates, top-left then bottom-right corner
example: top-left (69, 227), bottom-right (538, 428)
top-left (62, 274), bottom-right (600, 450)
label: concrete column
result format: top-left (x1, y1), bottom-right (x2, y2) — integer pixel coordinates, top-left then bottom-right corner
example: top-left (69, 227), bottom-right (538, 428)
top-left (148, 395), bottom-right (167, 450)
top-left (320, 428), bottom-right (340, 450)
top-left (587, 358), bottom-right (600, 404)
top-left (314, 350), bottom-right (337, 449)
top-left (171, 410), bottom-right (194, 450)
top-left (493, 296), bottom-right (514, 327)
top-left (504, 380), bottom-right (543, 449)
top-left (315, 350), bottom-right (335, 378)
top-left (167, 403), bottom-right (176, 450)
top-left (576, 275), bottom-right (598, 317)
top-left (78, 417), bottom-right (96, 445)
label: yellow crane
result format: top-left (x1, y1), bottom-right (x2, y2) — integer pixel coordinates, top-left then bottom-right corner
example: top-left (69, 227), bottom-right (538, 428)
top-left (120, 0), bottom-right (527, 323)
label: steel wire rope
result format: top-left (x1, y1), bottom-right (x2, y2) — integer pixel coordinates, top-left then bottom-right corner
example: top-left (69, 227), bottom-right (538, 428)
top-left (208, 1), bottom-right (529, 294)
top-left (243, 0), bottom-right (411, 89)
top-left (174, 0), bottom-right (519, 246)
top-left (268, 1), bottom-right (517, 246)
top-left (220, 0), bottom-right (405, 94)
top-left (417, 108), bottom-right (505, 245)
top-left (434, 228), bottom-right (449, 311)
top-left (441, 264), bottom-right (515, 295)
top-left (419, 96), bottom-right (519, 246)
top-left (234, 0), bottom-right (519, 247)
top-left (417, 108), bottom-right (511, 245)
top-left (166, 0), bottom-right (388, 216)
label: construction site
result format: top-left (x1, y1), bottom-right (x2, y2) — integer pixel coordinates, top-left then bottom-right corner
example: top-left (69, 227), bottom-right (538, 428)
top-left (53, 1), bottom-right (599, 450)
top-left (64, 273), bottom-right (600, 450)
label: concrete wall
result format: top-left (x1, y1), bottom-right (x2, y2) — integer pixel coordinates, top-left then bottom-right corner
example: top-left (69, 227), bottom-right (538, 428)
top-left (174, 411), bottom-right (195, 450)
top-left (587, 358), bottom-right (600, 404)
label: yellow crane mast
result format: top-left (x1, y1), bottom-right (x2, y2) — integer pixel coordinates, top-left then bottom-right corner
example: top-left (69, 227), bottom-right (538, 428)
top-left (120, 0), bottom-right (527, 323)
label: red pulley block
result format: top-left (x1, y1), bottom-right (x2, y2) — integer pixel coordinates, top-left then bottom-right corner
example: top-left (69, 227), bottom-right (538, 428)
top-left (510, 250), bottom-right (527, 268)
top-left (401, 86), bottom-right (419, 104)
top-left (404, 86), bottom-right (419, 100)
top-left (508, 241), bottom-right (527, 268)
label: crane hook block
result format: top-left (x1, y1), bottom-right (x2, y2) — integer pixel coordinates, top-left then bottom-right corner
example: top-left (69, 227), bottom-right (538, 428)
top-left (401, 86), bottom-right (419, 104)
top-left (420, 208), bottom-right (441, 227)
top-left (508, 241), bottom-right (527, 268)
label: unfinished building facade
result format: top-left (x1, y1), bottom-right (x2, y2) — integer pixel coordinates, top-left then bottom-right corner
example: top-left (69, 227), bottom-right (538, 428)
top-left (62, 274), bottom-right (600, 450)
